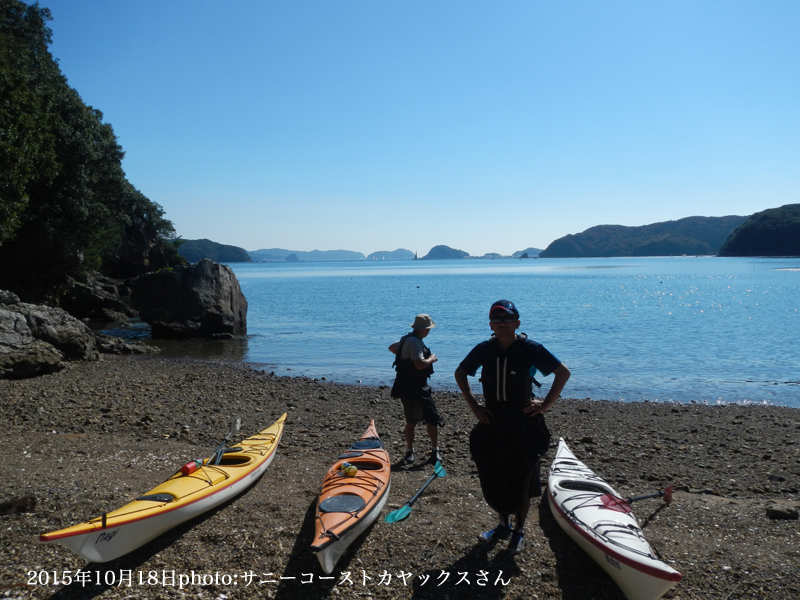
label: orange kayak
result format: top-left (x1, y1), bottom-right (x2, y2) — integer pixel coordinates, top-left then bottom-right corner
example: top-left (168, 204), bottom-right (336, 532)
top-left (311, 420), bottom-right (391, 574)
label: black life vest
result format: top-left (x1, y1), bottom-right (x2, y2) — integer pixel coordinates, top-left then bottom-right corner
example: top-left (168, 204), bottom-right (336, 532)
top-left (478, 333), bottom-right (541, 412)
top-left (393, 333), bottom-right (434, 378)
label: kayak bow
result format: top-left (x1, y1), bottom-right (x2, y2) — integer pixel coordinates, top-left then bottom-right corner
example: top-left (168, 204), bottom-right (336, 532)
top-left (547, 438), bottom-right (681, 600)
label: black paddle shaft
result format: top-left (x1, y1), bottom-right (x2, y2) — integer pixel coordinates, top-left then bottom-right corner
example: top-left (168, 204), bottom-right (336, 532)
top-left (625, 485), bottom-right (673, 505)
top-left (406, 472), bottom-right (438, 508)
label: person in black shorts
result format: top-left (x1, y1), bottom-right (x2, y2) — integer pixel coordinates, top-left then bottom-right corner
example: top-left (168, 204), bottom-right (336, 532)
top-left (389, 314), bottom-right (443, 464)
top-left (455, 300), bottom-right (570, 554)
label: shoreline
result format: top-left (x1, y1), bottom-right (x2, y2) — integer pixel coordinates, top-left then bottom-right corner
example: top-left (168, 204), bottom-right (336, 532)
top-left (1, 355), bottom-right (798, 599)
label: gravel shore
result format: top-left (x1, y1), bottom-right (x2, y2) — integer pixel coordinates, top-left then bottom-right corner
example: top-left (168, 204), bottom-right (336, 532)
top-left (1, 356), bottom-right (798, 600)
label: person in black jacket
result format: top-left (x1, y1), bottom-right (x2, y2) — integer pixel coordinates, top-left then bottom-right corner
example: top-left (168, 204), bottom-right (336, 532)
top-left (389, 314), bottom-right (442, 464)
top-left (455, 300), bottom-right (570, 554)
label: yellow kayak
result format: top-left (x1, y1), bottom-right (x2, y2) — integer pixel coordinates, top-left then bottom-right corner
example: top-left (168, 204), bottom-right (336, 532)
top-left (40, 413), bottom-right (287, 562)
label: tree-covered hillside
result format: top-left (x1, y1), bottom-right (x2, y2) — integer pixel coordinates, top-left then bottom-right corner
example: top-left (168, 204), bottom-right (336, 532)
top-left (420, 245), bottom-right (469, 260)
top-left (539, 216), bottom-right (747, 258)
top-left (177, 239), bottom-right (251, 263)
top-left (0, 1), bottom-right (177, 299)
top-left (718, 204), bottom-right (800, 257)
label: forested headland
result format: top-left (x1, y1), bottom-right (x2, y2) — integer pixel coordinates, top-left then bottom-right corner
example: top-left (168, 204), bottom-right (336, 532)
top-left (718, 204), bottom-right (800, 257)
top-left (177, 239), bottom-right (251, 264)
top-left (0, 1), bottom-right (180, 302)
top-left (539, 215), bottom-right (748, 258)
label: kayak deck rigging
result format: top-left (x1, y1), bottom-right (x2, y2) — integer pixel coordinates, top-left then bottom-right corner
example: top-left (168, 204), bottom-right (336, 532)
top-left (312, 424), bottom-right (391, 572)
top-left (557, 491), bottom-right (658, 560)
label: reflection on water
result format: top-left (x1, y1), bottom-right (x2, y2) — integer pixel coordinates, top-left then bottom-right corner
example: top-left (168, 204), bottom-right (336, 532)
top-left (101, 320), bottom-right (252, 362)
top-left (231, 257), bottom-right (800, 407)
top-left (97, 257), bottom-right (800, 407)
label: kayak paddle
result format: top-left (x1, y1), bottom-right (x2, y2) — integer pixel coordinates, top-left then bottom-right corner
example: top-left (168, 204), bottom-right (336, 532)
top-left (600, 485), bottom-right (674, 512)
top-left (211, 415), bottom-right (241, 465)
top-left (385, 461), bottom-right (446, 523)
top-left (625, 485), bottom-right (674, 505)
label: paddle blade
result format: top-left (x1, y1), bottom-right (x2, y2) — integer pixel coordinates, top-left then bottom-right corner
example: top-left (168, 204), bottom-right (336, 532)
top-left (434, 461), bottom-right (447, 478)
top-left (384, 504), bottom-right (411, 523)
top-left (230, 415), bottom-right (241, 437)
top-left (663, 485), bottom-right (674, 505)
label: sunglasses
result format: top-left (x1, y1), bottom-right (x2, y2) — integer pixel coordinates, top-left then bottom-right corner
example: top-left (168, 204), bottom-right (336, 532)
top-left (490, 318), bottom-right (517, 324)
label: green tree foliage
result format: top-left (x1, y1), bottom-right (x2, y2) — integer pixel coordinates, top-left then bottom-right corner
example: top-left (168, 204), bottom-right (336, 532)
top-left (539, 216), bottom-right (748, 258)
top-left (0, 1), bottom-right (58, 242)
top-left (0, 0), bottom-right (175, 299)
top-left (420, 245), bottom-right (469, 260)
top-left (718, 204), bottom-right (800, 257)
top-left (177, 239), bottom-right (252, 264)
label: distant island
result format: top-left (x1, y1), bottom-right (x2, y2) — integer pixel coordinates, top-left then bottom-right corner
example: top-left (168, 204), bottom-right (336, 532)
top-left (419, 245), bottom-right (469, 260)
top-left (366, 249), bottom-right (416, 261)
top-left (248, 248), bottom-right (366, 262)
top-left (539, 216), bottom-right (748, 258)
top-left (512, 248), bottom-right (543, 258)
top-left (718, 204), bottom-right (800, 257)
top-left (174, 204), bottom-right (800, 264)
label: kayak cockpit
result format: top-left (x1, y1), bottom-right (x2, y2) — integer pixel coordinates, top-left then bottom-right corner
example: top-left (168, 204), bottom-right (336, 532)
top-left (555, 480), bottom-right (616, 496)
top-left (213, 455), bottom-right (253, 467)
top-left (136, 493), bottom-right (175, 503)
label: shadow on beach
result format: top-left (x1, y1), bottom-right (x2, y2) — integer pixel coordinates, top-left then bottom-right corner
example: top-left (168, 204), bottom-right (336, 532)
top-left (272, 497), bottom-right (379, 600)
top-left (538, 496), bottom-right (626, 600)
top-left (409, 540), bottom-right (521, 600)
top-left (45, 476), bottom-right (264, 600)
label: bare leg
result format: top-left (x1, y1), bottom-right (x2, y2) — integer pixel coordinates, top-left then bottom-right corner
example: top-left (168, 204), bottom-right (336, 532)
top-left (425, 424), bottom-right (438, 448)
top-left (404, 423), bottom-right (416, 450)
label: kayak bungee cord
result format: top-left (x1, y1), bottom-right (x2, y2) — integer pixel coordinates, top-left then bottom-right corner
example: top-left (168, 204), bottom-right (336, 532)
top-left (323, 469), bottom-right (386, 495)
top-left (315, 459), bottom-right (388, 540)
top-left (316, 510), bottom-right (363, 541)
top-left (560, 491), bottom-right (657, 560)
top-left (316, 469), bottom-right (387, 540)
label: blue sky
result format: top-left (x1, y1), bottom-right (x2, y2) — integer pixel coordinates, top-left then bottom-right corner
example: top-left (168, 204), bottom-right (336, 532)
top-left (43, 0), bottom-right (799, 256)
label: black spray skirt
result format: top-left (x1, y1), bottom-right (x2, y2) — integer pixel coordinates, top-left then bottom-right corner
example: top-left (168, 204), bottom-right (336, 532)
top-left (469, 411), bottom-right (551, 515)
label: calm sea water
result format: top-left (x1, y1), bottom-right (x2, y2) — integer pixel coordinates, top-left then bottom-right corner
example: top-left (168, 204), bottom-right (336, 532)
top-left (190, 257), bottom-right (800, 408)
top-left (145, 257), bottom-right (800, 407)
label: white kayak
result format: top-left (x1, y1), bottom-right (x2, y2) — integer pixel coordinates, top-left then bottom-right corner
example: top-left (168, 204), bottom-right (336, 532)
top-left (547, 438), bottom-right (681, 600)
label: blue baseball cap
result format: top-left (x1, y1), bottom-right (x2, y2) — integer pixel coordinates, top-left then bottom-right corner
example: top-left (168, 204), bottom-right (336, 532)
top-left (490, 299), bottom-right (519, 319)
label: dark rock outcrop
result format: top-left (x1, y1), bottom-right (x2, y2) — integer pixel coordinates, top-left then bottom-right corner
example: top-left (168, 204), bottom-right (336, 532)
top-left (0, 290), bottom-right (98, 379)
top-left (94, 334), bottom-right (159, 355)
top-left (131, 259), bottom-right (248, 338)
top-left (59, 275), bottom-right (137, 325)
